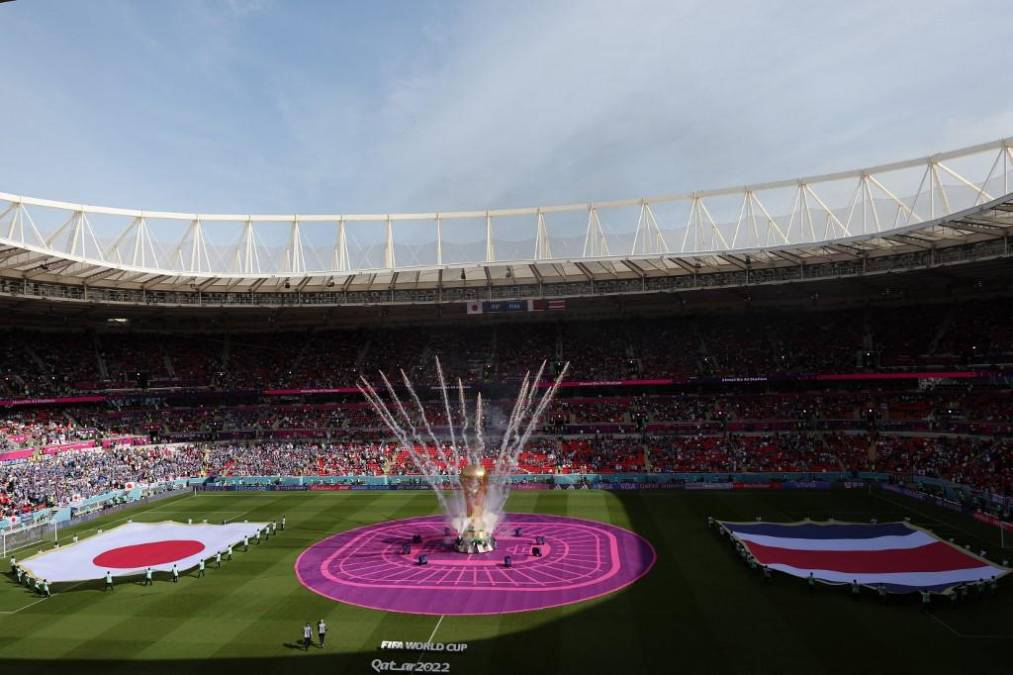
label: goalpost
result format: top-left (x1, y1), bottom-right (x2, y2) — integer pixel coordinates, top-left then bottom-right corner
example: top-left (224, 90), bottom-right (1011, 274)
top-left (1, 519), bottom-right (59, 561)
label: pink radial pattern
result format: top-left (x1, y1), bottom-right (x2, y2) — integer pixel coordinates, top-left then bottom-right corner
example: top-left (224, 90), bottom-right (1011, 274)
top-left (295, 513), bottom-right (656, 615)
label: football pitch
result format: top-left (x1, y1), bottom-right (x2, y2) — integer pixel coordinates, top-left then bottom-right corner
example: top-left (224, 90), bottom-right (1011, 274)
top-left (0, 488), bottom-right (1009, 675)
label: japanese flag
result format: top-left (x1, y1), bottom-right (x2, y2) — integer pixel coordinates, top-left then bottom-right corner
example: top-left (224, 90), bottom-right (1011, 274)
top-left (19, 521), bottom-right (266, 583)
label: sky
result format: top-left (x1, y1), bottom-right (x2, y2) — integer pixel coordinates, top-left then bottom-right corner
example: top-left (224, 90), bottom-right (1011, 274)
top-left (1, 0), bottom-right (1012, 219)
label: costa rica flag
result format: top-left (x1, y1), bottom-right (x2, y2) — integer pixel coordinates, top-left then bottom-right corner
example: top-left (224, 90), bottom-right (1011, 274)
top-left (720, 520), bottom-right (1009, 593)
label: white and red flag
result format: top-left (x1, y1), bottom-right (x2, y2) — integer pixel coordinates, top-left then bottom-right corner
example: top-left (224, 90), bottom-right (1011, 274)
top-left (19, 520), bottom-right (266, 583)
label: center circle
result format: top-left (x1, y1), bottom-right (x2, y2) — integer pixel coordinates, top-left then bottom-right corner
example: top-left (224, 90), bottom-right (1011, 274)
top-left (92, 540), bottom-right (206, 568)
top-left (295, 513), bottom-right (656, 615)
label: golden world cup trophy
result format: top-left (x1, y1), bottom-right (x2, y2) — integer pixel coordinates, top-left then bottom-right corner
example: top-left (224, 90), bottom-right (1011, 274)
top-left (455, 463), bottom-right (496, 553)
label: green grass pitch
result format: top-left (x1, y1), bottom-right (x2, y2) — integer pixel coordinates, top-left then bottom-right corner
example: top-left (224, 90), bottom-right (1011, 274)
top-left (0, 488), bottom-right (1009, 674)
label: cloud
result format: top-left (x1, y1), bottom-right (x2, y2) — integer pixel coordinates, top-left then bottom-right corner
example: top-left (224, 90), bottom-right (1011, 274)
top-left (1, 0), bottom-right (1011, 225)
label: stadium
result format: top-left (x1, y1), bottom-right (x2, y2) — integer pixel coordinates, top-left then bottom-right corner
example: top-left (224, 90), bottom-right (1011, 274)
top-left (2, 3), bottom-right (1012, 675)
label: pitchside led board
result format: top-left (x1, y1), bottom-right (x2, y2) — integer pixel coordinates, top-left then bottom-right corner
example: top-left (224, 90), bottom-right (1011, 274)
top-left (19, 521), bottom-right (267, 583)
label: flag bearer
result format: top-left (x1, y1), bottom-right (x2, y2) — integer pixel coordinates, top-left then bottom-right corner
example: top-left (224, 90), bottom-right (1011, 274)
top-left (104, 571), bottom-right (114, 592)
top-left (920, 589), bottom-right (931, 609)
top-left (172, 565), bottom-right (179, 583)
top-left (808, 572), bottom-right (816, 591)
top-left (215, 551), bottom-right (222, 568)
top-left (197, 559), bottom-right (206, 577)
top-left (281, 515), bottom-right (286, 531)
top-left (227, 544), bottom-right (233, 561)
top-left (243, 535), bottom-right (249, 552)
top-left (851, 579), bottom-right (859, 598)
top-left (42, 579), bottom-right (50, 598)
top-left (9, 557), bottom-right (16, 575)
top-left (144, 567), bottom-right (153, 586)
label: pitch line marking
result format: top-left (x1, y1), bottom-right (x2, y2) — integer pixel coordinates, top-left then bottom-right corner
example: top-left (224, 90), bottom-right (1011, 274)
top-left (925, 611), bottom-right (1013, 640)
top-left (0, 581), bottom-right (85, 616)
top-left (0, 597), bottom-right (47, 615)
top-left (869, 491), bottom-right (982, 540)
top-left (410, 615), bottom-right (447, 665)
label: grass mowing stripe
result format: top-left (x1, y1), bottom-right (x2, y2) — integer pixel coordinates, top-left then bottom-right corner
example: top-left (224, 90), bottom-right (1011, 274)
top-left (0, 490), bottom-right (1010, 675)
top-left (203, 492), bottom-right (396, 659)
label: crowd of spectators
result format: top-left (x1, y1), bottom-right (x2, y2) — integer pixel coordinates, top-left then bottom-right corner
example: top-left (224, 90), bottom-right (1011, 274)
top-left (1, 425), bottom-right (1011, 521)
top-left (1, 298), bottom-right (1011, 398)
top-left (1, 411), bottom-right (107, 453)
top-left (2, 297), bottom-right (1013, 522)
top-left (1, 445), bottom-right (205, 518)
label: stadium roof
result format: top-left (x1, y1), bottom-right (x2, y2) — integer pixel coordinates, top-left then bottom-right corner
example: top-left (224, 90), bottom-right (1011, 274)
top-left (0, 137), bottom-right (1011, 301)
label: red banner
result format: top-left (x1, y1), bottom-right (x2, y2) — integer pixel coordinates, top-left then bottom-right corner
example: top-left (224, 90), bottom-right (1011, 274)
top-left (973, 511), bottom-right (1013, 532)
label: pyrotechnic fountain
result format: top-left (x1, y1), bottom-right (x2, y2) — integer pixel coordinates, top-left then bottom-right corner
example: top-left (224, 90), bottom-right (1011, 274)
top-left (358, 358), bottom-right (569, 554)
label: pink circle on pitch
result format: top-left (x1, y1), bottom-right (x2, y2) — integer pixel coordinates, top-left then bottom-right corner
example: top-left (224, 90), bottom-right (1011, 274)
top-left (295, 514), bottom-right (656, 615)
top-left (93, 540), bottom-right (206, 568)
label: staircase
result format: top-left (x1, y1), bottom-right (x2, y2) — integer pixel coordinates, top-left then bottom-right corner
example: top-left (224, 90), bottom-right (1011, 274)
top-left (927, 306), bottom-right (957, 356)
top-left (217, 334), bottom-right (232, 385)
top-left (93, 334), bottom-right (108, 380)
top-left (163, 354), bottom-right (176, 379)
top-left (353, 335), bottom-right (372, 373)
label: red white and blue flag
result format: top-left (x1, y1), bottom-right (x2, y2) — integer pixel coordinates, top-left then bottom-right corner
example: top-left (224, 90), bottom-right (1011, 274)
top-left (721, 520), bottom-right (1009, 593)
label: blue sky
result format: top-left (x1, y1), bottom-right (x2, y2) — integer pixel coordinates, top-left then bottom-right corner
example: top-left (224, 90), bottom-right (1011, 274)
top-left (1, 0), bottom-right (1012, 217)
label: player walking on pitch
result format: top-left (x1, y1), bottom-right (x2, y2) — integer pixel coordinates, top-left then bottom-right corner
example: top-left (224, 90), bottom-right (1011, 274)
top-left (303, 623), bottom-right (313, 651)
top-left (317, 619), bottom-right (327, 647)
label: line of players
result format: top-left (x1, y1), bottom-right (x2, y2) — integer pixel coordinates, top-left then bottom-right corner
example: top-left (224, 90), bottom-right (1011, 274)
top-left (7, 514), bottom-right (286, 596)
